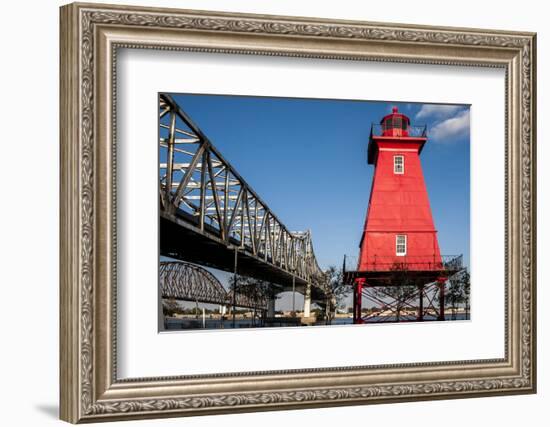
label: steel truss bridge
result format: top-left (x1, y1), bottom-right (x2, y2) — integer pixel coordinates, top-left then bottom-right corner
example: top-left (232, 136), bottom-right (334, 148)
top-left (159, 94), bottom-right (330, 306)
top-left (160, 261), bottom-right (268, 311)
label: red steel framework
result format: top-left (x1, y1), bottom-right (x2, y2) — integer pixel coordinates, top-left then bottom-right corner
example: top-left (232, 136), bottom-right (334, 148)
top-left (344, 107), bottom-right (462, 323)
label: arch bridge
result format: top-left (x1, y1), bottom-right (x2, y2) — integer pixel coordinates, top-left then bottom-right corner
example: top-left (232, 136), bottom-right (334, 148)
top-left (160, 261), bottom-right (268, 310)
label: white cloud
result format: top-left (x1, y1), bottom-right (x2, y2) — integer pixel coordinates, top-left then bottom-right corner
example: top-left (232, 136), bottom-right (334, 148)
top-left (429, 109), bottom-right (470, 142)
top-left (415, 104), bottom-right (464, 120)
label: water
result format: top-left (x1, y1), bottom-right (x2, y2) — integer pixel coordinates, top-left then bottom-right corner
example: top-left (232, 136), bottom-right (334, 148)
top-left (164, 313), bottom-right (470, 330)
top-left (330, 313), bottom-right (470, 324)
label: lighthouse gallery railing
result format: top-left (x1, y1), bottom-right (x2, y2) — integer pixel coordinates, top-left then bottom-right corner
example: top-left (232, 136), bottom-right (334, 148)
top-left (370, 123), bottom-right (428, 138)
top-left (343, 254), bottom-right (463, 273)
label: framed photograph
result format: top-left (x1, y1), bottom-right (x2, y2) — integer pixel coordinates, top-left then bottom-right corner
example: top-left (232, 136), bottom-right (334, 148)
top-left (60, 2), bottom-right (536, 423)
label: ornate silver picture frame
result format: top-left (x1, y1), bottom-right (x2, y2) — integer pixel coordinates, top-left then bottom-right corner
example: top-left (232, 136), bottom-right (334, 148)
top-left (60, 2), bottom-right (536, 423)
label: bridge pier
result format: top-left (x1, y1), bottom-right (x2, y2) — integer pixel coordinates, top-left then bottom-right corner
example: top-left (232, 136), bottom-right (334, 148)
top-left (292, 274), bottom-right (296, 313)
top-left (158, 279), bottom-right (165, 331)
top-left (300, 282), bottom-right (317, 325)
top-left (303, 282), bottom-right (311, 317)
top-left (267, 296), bottom-right (276, 318)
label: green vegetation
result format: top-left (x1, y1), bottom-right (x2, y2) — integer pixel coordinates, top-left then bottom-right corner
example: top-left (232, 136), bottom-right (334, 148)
top-left (228, 274), bottom-right (279, 304)
top-left (162, 298), bottom-right (182, 317)
top-left (446, 269), bottom-right (470, 319)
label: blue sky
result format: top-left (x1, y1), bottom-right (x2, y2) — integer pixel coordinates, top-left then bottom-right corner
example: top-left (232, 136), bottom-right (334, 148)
top-left (166, 93), bottom-right (470, 309)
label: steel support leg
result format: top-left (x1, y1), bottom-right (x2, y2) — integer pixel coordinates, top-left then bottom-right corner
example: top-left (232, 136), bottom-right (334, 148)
top-left (438, 278), bottom-right (446, 321)
top-left (417, 284), bottom-right (424, 321)
top-left (353, 279), bottom-right (364, 324)
top-left (267, 296), bottom-right (275, 318)
top-left (352, 280), bottom-right (357, 321)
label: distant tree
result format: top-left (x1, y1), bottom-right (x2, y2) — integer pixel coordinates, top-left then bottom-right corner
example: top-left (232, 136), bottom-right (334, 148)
top-left (162, 298), bottom-right (181, 317)
top-left (311, 308), bottom-right (323, 318)
top-left (228, 274), bottom-right (279, 325)
top-left (229, 275), bottom-right (278, 303)
top-left (324, 266), bottom-right (350, 304)
top-left (463, 270), bottom-right (471, 316)
top-left (322, 266), bottom-right (351, 324)
top-left (446, 280), bottom-right (461, 319)
top-left (447, 269), bottom-right (470, 318)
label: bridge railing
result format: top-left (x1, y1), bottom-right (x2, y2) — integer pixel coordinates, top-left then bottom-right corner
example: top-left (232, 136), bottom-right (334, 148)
top-left (159, 94), bottom-right (325, 288)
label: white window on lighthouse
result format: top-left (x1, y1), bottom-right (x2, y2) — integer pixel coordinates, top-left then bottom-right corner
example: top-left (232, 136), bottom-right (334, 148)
top-left (394, 155), bottom-right (404, 174)
top-left (396, 234), bottom-right (407, 256)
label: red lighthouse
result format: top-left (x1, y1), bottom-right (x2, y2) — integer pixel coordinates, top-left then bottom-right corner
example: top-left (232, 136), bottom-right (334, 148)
top-left (345, 107), bottom-right (462, 323)
top-left (359, 106), bottom-right (441, 272)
